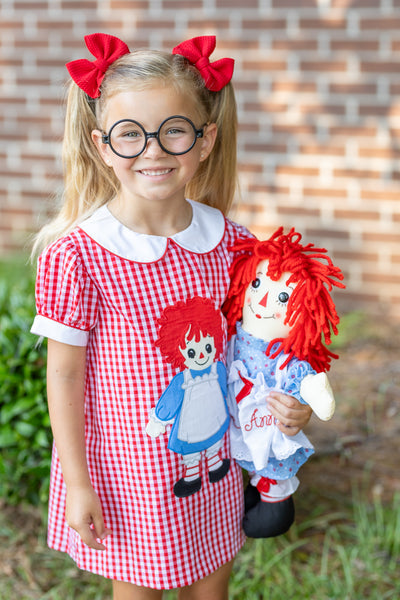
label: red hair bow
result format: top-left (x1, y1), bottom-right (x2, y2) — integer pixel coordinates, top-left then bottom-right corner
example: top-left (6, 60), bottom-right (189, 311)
top-left (172, 36), bottom-right (234, 92)
top-left (66, 33), bottom-right (130, 98)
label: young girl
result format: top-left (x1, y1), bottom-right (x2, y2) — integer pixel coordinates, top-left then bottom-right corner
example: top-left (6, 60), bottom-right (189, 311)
top-left (31, 33), bottom-right (312, 599)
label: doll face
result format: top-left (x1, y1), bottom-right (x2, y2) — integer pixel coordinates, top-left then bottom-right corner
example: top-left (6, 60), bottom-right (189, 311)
top-left (242, 259), bottom-right (295, 341)
top-left (180, 331), bottom-right (217, 370)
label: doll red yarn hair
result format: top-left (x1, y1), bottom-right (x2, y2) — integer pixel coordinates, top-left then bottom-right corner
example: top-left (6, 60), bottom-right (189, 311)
top-left (222, 227), bottom-right (345, 372)
top-left (156, 296), bottom-right (225, 370)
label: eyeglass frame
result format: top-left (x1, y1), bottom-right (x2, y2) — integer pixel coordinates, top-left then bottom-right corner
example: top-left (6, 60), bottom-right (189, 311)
top-left (101, 115), bottom-right (207, 159)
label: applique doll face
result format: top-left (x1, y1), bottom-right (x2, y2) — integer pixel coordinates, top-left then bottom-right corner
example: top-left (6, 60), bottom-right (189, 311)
top-left (242, 259), bottom-right (295, 342)
top-left (179, 330), bottom-right (217, 370)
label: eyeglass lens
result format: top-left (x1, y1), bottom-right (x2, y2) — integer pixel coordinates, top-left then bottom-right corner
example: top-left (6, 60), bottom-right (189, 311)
top-left (108, 116), bottom-right (201, 158)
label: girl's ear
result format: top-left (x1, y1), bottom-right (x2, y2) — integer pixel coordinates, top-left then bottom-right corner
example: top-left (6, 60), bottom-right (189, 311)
top-left (199, 123), bottom-right (217, 162)
top-left (91, 129), bottom-right (113, 166)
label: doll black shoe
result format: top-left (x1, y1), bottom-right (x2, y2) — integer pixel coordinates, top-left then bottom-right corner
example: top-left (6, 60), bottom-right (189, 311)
top-left (243, 495), bottom-right (295, 538)
top-left (173, 477), bottom-right (202, 498)
top-left (209, 458), bottom-right (230, 483)
top-left (244, 482), bottom-right (261, 512)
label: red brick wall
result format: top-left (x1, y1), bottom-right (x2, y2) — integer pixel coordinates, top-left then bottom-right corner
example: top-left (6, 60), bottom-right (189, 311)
top-left (1, 1), bottom-right (400, 318)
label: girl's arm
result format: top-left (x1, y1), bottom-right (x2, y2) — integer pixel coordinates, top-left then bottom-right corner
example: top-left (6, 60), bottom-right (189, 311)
top-left (267, 392), bottom-right (313, 436)
top-left (47, 339), bottom-right (111, 550)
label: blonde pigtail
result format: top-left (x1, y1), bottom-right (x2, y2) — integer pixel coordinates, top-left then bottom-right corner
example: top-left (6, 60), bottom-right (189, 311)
top-left (185, 83), bottom-right (238, 215)
top-left (32, 83), bottom-right (119, 256)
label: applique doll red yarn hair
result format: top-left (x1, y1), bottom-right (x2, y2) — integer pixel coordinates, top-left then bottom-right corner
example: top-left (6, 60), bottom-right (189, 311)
top-left (223, 227), bottom-right (345, 372)
top-left (156, 296), bottom-right (225, 370)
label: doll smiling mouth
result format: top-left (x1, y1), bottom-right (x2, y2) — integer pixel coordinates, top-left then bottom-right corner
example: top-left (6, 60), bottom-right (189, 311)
top-left (195, 358), bottom-right (210, 367)
top-left (249, 305), bottom-right (275, 320)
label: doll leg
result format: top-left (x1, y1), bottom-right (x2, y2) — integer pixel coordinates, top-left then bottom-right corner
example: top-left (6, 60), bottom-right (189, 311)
top-left (206, 441), bottom-right (230, 483)
top-left (244, 483), bottom-right (260, 512)
top-left (243, 476), bottom-right (297, 538)
top-left (174, 452), bottom-right (202, 498)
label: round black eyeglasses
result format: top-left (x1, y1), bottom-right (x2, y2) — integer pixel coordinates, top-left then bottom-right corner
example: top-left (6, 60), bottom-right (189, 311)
top-left (101, 115), bottom-right (206, 159)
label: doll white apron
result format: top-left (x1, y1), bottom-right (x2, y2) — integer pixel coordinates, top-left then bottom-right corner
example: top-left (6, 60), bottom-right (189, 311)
top-left (228, 357), bottom-right (313, 473)
top-left (178, 363), bottom-right (228, 443)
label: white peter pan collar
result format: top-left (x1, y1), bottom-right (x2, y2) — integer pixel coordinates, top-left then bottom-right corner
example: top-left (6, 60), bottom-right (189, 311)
top-left (78, 199), bottom-right (226, 263)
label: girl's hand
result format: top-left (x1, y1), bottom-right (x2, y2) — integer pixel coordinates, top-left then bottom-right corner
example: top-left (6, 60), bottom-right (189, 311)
top-left (65, 484), bottom-right (111, 551)
top-left (267, 391), bottom-right (312, 436)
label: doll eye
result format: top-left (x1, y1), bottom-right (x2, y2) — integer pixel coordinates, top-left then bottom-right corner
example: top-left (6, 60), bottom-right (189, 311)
top-left (251, 278), bottom-right (261, 289)
top-left (188, 348), bottom-right (196, 358)
top-left (205, 344), bottom-right (212, 354)
top-left (278, 291), bottom-right (290, 304)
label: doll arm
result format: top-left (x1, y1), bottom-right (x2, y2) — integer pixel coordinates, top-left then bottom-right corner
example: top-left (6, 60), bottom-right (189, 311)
top-left (145, 374), bottom-right (184, 437)
top-left (46, 339), bottom-right (111, 550)
top-left (146, 408), bottom-right (167, 437)
top-left (299, 372), bottom-right (335, 421)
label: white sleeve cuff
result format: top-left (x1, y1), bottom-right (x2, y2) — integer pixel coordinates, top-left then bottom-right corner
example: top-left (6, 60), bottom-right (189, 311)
top-left (30, 315), bottom-right (89, 346)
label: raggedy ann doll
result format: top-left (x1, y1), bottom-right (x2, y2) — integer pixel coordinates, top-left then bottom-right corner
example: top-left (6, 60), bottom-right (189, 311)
top-left (146, 296), bottom-right (231, 498)
top-left (222, 227), bottom-right (345, 538)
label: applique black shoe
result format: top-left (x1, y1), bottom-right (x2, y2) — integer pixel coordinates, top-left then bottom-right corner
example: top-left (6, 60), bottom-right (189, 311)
top-left (173, 477), bottom-right (202, 498)
top-left (208, 458), bottom-right (230, 483)
top-left (243, 495), bottom-right (295, 538)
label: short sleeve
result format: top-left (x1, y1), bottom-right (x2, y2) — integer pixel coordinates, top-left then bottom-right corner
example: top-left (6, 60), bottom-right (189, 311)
top-left (283, 360), bottom-right (316, 403)
top-left (30, 237), bottom-right (99, 346)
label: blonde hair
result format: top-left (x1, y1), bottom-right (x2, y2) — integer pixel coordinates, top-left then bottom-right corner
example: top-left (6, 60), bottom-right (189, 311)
top-left (32, 49), bottom-right (238, 255)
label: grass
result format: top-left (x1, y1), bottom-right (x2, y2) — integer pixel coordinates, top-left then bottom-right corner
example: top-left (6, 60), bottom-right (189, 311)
top-left (229, 492), bottom-right (400, 600)
top-left (1, 490), bottom-right (399, 599)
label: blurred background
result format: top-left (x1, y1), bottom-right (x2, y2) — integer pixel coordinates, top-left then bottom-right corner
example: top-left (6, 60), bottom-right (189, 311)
top-left (1, 0), bottom-right (400, 318)
top-left (0, 2), bottom-right (399, 598)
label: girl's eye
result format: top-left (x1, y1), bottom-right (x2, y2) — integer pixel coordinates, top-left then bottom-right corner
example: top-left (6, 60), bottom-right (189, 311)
top-left (124, 130), bottom-right (142, 138)
top-left (166, 127), bottom-right (185, 135)
top-left (251, 278), bottom-right (261, 289)
top-left (205, 344), bottom-right (212, 354)
top-left (278, 292), bottom-right (290, 304)
top-left (188, 348), bottom-right (196, 359)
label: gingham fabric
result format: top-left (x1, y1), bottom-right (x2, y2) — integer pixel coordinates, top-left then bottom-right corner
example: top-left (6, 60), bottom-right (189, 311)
top-left (31, 200), bottom-right (249, 589)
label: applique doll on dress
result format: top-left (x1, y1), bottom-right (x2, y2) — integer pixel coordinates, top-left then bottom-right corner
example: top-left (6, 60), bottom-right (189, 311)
top-left (146, 296), bottom-right (230, 498)
top-left (222, 227), bottom-right (345, 538)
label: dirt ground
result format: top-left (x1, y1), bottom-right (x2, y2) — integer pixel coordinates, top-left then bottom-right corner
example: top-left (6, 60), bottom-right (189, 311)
top-left (300, 314), bottom-right (400, 506)
top-left (1, 312), bottom-right (399, 597)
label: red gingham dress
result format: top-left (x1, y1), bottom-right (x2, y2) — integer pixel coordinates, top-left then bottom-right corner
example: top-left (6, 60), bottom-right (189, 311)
top-left (31, 200), bottom-right (249, 589)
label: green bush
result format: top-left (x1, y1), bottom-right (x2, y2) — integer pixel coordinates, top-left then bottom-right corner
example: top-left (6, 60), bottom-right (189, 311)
top-left (0, 264), bottom-right (50, 507)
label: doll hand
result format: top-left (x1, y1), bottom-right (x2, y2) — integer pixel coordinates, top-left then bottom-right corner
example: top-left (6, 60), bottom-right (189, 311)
top-left (300, 372), bottom-right (335, 421)
top-left (146, 418), bottom-right (167, 438)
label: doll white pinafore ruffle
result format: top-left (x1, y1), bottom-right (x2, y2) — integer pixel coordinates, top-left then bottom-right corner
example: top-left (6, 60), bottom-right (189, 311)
top-left (227, 323), bottom-right (315, 482)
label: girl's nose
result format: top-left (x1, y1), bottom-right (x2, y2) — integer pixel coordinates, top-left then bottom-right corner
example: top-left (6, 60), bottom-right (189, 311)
top-left (259, 291), bottom-right (269, 308)
top-left (142, 136), bottom-right (165, 157)
top-left (199, 352), bottom-right (205, 359)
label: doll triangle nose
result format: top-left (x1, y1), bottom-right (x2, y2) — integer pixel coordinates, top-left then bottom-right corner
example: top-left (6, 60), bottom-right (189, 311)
top-left (259, 291), bottom-right (269, 307)
top-left (199, 352), bottom-right (205, 359)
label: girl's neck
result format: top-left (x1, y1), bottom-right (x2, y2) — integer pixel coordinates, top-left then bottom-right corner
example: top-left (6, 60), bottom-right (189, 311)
top-left (108, 195), bottom-right (193, 237)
